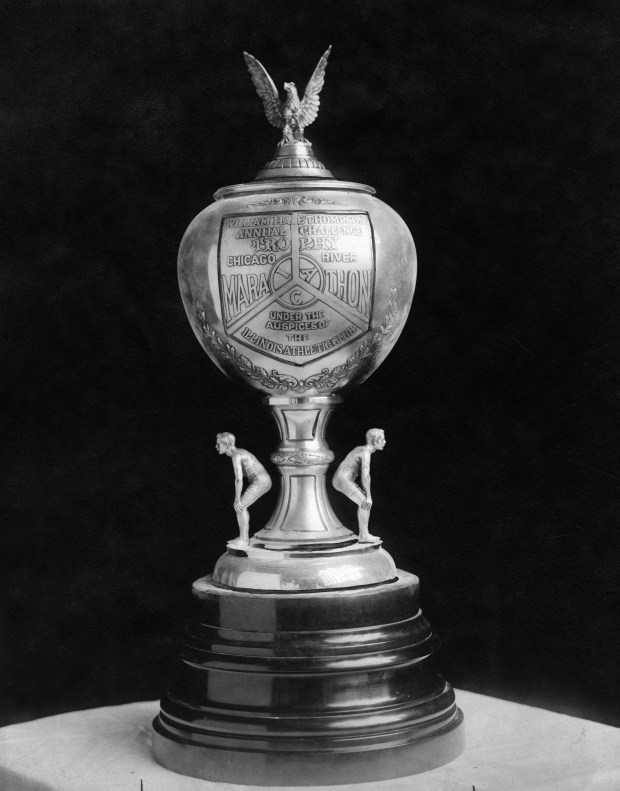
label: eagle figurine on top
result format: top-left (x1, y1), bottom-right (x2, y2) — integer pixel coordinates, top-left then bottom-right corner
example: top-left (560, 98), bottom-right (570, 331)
top-left (243, 47), bottom-right (331, 146)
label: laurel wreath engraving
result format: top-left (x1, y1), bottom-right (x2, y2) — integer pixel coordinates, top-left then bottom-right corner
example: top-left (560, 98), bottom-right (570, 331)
top-left (247, 195), bottom-right (338, 208)
top-left (196, 293), bottom-right (400, 393)
top-left (270, 450), bottom-right (335, 466)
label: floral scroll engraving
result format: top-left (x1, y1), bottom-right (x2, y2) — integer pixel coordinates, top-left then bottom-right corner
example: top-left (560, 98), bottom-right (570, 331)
top-left (196, 293), bottom-right (400, 393)
top-left (270, 450), bottom-right (335, 466)
top-left (247, 195), bottom-right (338, 209)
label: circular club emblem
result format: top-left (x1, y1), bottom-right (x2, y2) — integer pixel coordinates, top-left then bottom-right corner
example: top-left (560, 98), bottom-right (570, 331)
top-left (270, 255), bottom-right (325, 309)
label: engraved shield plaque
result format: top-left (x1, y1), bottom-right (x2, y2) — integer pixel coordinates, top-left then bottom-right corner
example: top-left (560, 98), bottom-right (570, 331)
top-left (218, 211), bottom-right (376, 366)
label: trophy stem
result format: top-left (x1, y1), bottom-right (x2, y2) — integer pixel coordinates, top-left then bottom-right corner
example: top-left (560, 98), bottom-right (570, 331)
top-left (210, 394), bottom-right (399, 591)
top-left (253, 394), bottom-right (354, 548)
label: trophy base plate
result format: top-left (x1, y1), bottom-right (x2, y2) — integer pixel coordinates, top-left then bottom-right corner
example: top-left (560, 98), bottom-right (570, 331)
top-left (152, 714), bottom-right (464, 785)
top-left (212, 539), bottom-right (397, 591)
top-left (153, 572), bottom-right (464, 785)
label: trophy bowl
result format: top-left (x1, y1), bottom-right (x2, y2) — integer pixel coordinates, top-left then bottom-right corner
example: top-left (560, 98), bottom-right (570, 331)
top-left (179, 175), bottom-right (416, 397)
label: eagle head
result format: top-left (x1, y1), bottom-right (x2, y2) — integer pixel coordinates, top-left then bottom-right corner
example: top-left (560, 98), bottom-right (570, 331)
top-left (283, 81), bottom-right (298, 98)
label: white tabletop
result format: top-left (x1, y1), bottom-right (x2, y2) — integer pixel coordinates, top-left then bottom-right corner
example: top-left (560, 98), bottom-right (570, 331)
top-left (0, 690), bottom-right (618, 790)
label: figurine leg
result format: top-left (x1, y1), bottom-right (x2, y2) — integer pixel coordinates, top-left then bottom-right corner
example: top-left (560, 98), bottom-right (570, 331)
top-left (336, 482), bottom-right (379, 544)
top-left (228, 477), bottom-right (271, 549)
top-left (237, 507), bottom-right (250, 543)
top-left (228, 508), bottom-right (250, 549)
top-left (357, 506), bottom-right (379, 543)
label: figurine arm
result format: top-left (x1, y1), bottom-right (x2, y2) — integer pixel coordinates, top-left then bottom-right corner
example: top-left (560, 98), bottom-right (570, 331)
top-left (233, 456), bottom-right (244, 512)
top-left (360, 454), bottom-right (372, 510)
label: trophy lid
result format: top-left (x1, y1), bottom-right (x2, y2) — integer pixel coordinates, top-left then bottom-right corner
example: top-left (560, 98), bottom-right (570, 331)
top-left (254, 141), bottom-right (333, 180)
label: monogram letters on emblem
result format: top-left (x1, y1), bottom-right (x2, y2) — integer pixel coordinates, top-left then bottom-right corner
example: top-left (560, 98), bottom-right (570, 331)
top-left (218, 212), bottom-right (375, 365)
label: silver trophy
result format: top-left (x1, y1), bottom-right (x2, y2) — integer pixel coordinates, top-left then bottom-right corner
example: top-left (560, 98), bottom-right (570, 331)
top-left (153, 48), bottom-right (463, 785)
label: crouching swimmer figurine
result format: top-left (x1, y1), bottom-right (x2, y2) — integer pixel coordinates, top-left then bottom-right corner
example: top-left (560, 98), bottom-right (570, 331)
top-left (216, 432), bottom-right (272, 549)
top-left (332, 428), bottom-right (386, 543)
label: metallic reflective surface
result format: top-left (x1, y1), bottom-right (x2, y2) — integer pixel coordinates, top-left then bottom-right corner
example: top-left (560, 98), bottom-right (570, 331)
top-left (155, 49), bottom-right (462, 785)
top-left (257, 396), bottom-right (350, 547)
top-left (153, 573), bottom-right (463, 785)
top-left (211, 395), bottom-right (399, 590)
top-left (179, 178), bottom-right (416, 397)
top-left (255, 141), bottom-right (334, 180)
top-left (211, 542), bottom-right (397, 591)
top-left (243, 47), bottom-right (332, 150)
top-left (152, 725), bottom-right (464, 786)
top-left (214, 178), bottom-right (375, 199)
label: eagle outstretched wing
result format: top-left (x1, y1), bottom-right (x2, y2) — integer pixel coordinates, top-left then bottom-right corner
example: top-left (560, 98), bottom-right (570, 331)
top-left (298, 46), bottom-right (332, 129)
top-left (243, 51), bottom-right (283, 128)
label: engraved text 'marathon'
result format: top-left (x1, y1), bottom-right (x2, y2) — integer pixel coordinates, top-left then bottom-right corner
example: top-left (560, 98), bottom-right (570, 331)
top-left (325, 269), bottom-right (371, 317)
top-left (222, 273), bottom-right (271, 321)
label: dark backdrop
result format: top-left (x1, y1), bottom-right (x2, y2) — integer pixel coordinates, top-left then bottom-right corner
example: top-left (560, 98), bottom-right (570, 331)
top-left (2, 0), bottom-right (619, 728)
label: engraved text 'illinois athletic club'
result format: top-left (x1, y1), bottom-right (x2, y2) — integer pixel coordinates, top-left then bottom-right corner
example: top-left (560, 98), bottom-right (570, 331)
top-left (218, 210), bottom-right (376, 366)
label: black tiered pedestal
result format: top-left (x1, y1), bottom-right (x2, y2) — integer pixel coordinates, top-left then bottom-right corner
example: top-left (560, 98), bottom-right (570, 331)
top-left (153, 571), bottom-right (463, 785)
